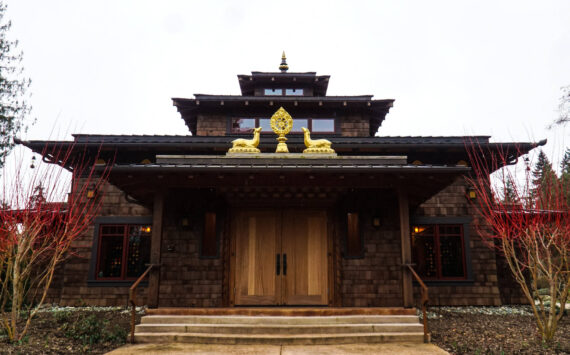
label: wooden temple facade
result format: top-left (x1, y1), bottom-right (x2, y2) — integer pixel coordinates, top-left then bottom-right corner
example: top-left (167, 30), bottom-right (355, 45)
top-left (19, 56), bottom-right (541, 309)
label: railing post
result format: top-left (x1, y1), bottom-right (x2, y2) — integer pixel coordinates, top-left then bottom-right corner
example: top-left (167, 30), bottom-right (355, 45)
top-left (404, 263), bottom-right (430, 343)
top-left (398, 188), bottom-right (413, 307)
top-left (128, 264), bottom-right (158, 344)
top-left (148, 190), bottom-right (165, 308)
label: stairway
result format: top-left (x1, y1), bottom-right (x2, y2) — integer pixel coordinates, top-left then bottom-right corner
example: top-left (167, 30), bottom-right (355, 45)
top-left (134, 308), bottom-right (425, 345)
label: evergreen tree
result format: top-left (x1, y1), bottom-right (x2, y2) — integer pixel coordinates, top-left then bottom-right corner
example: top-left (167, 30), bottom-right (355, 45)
top-left (503, 178), bottom-right (518, 204)
top-left (531, 150), bottom-right (557, 208)
top-left (560, 147), bottom-right (570, 206)
top-left (0, 1), bottom-right (31, 166)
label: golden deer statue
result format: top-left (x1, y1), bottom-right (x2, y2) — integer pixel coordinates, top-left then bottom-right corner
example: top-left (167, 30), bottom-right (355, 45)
top-left (301, 127), bottom-right (335, 154)
top-left (228, 127), bottom-right (262, 153)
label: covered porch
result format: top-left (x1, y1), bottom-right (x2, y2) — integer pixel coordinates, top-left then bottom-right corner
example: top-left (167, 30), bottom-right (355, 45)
top-left (103, 154), bottom-right (468, 310)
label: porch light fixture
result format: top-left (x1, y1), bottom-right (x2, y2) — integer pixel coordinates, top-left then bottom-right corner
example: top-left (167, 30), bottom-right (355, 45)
top-left (86, 184), bottom-right (97, 199)
top-left (467, 187), bottom-right (477, 200)
top-left (372, 216), bottom-right (381, 228)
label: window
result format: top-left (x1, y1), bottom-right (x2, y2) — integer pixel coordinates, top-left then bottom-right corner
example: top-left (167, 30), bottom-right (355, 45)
top-left (95, 224), bottom-right (151, 280)
top-left (264, 88), bottom-right (283, 96)
top-left (311, 119), bottom-right (335, 133)
top-left (201, 212), bottom-right (218, 257)
top-left (231, 118), bottom-right (256, 133)
top-left (230, 118), bottom-right (335, 134)
top-left (345, 212), bottom-right (363, 258)
top-left (285, 88), bottom-right (304, 96)
top-left (411, 224), bottom-right (466, 280)
top-left (263, 88), bottom-right (304, 96)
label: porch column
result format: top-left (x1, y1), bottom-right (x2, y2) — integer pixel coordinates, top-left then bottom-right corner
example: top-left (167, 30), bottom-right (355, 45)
top-left (398, 188), bottom-right (414, 308)
top-left (148, 189), bottom-right (165, 308)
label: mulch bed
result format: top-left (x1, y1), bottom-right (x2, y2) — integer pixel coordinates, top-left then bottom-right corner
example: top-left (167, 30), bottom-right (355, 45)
top-left (0, 305), bottom-right (568, 354)
top-left (429, 306), bottom-right (570, 354)
top-left (0, 307), bottom-right (140, 354)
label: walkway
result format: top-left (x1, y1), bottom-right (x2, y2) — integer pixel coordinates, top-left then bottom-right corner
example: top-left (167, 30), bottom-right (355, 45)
top-left (107, 343), bottom-right (449, 354)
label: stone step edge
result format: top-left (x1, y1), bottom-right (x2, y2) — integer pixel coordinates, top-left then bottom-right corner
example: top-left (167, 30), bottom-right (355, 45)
top-left (135, 323), bottom-right (423, 329)
top-left (134, 331), bottom-right (425, 339)
top-left (141, 315), bottom-right (419, 324)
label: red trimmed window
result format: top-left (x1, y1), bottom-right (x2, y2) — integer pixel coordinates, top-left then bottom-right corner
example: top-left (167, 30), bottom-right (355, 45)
top-left (411, 224), bottom-right (466, 280)
top-left (96, 224), bottom-right (151, 280)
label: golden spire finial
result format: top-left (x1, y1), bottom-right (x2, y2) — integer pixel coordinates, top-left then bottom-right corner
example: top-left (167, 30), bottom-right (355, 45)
top-left (279, 51), bottom-right (288, 72)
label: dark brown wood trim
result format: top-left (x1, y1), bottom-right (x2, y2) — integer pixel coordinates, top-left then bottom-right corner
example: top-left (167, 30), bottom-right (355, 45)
top-left (148, 190), bottom-right (165, 308)
top-left (398, 188), bottom-right (413, 308)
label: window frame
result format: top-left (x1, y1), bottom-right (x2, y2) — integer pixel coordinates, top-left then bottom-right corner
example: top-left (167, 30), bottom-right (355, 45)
top-left (410, 217), bottom-right (473, 284)
top-left (88, 216), bottom-right (153, 285)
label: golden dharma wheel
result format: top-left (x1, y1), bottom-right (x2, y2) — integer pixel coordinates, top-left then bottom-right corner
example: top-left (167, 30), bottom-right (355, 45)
top-left (270, 107), bottom-right (293, 136)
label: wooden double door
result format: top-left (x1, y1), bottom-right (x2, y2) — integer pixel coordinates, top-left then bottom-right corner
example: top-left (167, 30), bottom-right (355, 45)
top-left (232, 209), bottom-right (329, 306)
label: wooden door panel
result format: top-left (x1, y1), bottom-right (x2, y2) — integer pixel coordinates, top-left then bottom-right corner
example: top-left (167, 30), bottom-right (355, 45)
top-left (234, 210), bottom-right (281, 305)
top-left (282, 210), bottom-right (328, 305)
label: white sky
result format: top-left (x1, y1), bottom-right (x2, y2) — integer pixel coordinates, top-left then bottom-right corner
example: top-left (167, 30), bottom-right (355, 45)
top-left (6, 0), bottom-right (570, 166)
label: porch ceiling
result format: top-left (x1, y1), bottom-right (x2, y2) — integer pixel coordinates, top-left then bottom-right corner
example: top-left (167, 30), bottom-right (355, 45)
top-left (100, 155), bottom-right (470, 208)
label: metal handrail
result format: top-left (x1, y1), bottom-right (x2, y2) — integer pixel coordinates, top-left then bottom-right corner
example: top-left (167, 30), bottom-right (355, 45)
top-left (128, 263), bottom-right (159, 344)
top-left (404, 263), bottom-right (430, 343)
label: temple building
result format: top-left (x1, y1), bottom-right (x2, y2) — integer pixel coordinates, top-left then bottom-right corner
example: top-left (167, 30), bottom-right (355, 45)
top-left (19, 54), bottom-right (542, 312)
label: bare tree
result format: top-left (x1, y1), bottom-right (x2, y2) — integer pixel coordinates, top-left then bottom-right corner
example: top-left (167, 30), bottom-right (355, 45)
top-left (0, 143), bottom-right (111, 342)
top-left (466, 142), bottom-right (569, 342)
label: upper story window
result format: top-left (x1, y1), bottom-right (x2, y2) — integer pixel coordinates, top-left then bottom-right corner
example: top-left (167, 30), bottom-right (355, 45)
top-left (95, 224), bottom-right (151, 280)
top-left (231, 117), bottom-right (335, 134)
top-left (264, 88), bottom-right (283, 96)
top-left (411, 224), bottom-right (466, 280)
top-left (263, 88), bottom-right (304, 96)
top-left (285, 88), bottom-right (304, 96)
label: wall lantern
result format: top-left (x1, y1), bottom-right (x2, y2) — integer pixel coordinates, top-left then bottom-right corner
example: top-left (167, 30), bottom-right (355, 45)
top-left (372, 216), bottom-right (381, 228)
top-left (181, 217), bottom-right (190, 229)
top-left (86, 184), bottom-right (97, 199)
top-left (467, 187), bottom-right (477, 200)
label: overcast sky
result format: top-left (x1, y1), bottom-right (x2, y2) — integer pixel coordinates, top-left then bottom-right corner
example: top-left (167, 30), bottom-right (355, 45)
top-left (6, 0), bottom-right (570, 165)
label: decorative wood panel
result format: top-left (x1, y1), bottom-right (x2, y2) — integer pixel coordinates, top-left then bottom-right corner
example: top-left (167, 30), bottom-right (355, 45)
top-left (234, 210), bottom-right (281, 305)
top-left (282, 210), bottom-right (328, 305)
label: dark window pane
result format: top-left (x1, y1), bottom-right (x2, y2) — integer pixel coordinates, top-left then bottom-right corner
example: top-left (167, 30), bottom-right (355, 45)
top-left (201, 213), bottom-right (217, 257)
top-left (440, 235), bottom-right (465, 277)
top-left (126, 226), bottom-right (151, 278)
top-left (264, 88), bottom-right (283, 95)
top-left (412, 235), bottom-right (437, 278)
top-left (292, 119), bottom-right (308, 133)
top-left (231, 118), bottom-right (256, 133)
top-left (346, 213), bottom-right (362, 257)
top-left (98, 236), bottom-right (123, 278)
top-left (101, 225), bottom-right (125, 236)
top-left (439, 225), bottom-right (461, 235)
top-left (285, 88), bottom-right (303, 96)
top-left (312, 119), bottom-right (335, 132)
top-left (259, 118), bottom-right (271, 132)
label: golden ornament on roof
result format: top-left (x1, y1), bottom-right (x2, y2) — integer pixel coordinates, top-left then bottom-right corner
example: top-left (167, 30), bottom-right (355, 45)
top-left (271, 107), bottom-right (293, 153)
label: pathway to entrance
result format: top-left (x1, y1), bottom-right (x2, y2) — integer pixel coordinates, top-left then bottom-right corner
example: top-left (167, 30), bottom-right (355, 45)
top-left (107, 343), bottom-right (449, 354)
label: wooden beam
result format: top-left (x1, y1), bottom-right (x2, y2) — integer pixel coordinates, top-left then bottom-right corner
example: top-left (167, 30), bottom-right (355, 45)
top-left (148, 190), bottom-right (165, 308)
top-left (398, 188), bottom-right (413, 308)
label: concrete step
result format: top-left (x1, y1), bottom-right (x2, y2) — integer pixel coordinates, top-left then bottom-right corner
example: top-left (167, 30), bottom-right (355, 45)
top-left (135, 323), bottom-right (424, 335)
top-left (145, 307), bottom-right (417, 317)
top-left (134, 332), bottom-right (425, 345)
top-left (140, 315), bottom-right (420, 325)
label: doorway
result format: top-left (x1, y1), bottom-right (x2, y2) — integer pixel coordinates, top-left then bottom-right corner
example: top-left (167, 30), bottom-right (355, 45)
top-left (232, 209), bottom-right (329, 306)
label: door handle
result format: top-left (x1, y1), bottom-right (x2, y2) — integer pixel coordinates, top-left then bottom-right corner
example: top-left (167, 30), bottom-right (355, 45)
top-left (283, 254), bottom-right (287, 276)
top-left (276, 254), bottom-right (280, 275)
